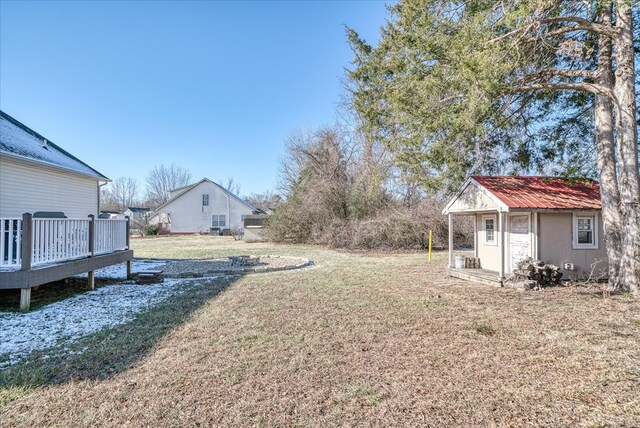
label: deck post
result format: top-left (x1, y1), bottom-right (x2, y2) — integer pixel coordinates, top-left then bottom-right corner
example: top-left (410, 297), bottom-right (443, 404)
top-left (125, 216), bottom-right (130, 249)
top-left (20, 212), bottom-right (33, 271)
top-left (448, 213), bottom-right (454, 268)
top-left (88, 214), bottom-right (95, 288)
top-left (125, 216), bottom-right (132, 279)
top-left (88, 270), bottom-right (95, 290)
top-left (20, 288), bottom-right (31, 312)
top-left (88, 214), bottom-right (95, 257)
top-left (20, 213), bottom-right (33, 310)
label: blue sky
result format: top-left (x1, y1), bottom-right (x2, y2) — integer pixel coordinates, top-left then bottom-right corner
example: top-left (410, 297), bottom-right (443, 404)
top-left (0, 0), bottom-right (387, 196)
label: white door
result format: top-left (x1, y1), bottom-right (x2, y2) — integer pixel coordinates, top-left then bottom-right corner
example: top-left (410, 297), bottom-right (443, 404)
top-left (509, 215), bottom-right (530, 272)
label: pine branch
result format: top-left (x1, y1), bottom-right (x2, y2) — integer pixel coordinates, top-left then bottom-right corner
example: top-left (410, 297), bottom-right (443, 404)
top-left (517, 69), bottom-right (598, 84)
top-left (511, 82), bottom-right (615, 101)
top-left (491, 16), bottom-right (614, 44)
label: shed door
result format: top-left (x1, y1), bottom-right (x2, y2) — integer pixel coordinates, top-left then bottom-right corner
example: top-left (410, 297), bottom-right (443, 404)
top-left (509, 215), bottom-right (530, 272)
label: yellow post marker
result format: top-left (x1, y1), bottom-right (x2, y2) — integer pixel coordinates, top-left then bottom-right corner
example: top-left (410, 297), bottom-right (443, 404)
top-left (428, 229), bottom-right (433, 262)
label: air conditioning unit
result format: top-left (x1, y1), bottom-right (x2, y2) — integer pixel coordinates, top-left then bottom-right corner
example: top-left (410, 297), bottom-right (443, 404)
top-left (209, 227), bottom-right (221, 236)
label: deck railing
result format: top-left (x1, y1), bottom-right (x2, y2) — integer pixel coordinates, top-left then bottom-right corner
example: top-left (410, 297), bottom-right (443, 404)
top-left (32, 218), bottom-right (91, 266)
top-left (0, 214), bottom-right (130, 269)
top-left (0, 218), bottom-right (22, 268)
top-left (94, 219), bottom-right (128, 255)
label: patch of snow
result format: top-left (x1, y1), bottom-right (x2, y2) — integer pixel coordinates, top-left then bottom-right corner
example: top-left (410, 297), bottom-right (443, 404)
top-left (74, 259), bottom-right (167, 279)
top-left (0, 116), bottom-right (104, 178)
top-left (0, 275), bottom-right (221, 370)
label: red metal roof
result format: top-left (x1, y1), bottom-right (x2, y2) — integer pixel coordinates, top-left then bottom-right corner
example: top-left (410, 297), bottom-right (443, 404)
top-left (471, 176), bottom-right (601, 210)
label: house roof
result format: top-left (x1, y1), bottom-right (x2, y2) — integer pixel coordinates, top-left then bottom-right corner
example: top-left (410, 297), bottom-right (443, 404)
top-left (470, 176), bottom-right (601, 210)
top-left (125, 207), bottom-right (151, 213)
top-left (0, 110), bottom-right (108, 180)
top-left (158, 178), bottom-right (259, 212)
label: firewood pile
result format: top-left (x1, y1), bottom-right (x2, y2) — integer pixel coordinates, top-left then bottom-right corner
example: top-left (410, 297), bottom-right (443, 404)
top-left (512, 258), bottom-right (563, 288)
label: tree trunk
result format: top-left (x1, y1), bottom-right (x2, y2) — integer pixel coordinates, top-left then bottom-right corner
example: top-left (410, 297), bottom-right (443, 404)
top-left (613, 1), bottom-right (640, 294)
top-left (595, 3), bottom-right (623, 289)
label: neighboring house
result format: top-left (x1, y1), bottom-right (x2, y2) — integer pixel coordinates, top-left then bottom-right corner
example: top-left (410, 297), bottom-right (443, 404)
top-left (0, 110), bottom-right (133, 310)
top-left (152, 178), bottom-right (260, 234)
top-left (442, 176), bottom-right (606, 285)
top-left (122, 207), bottom-right (151, 219)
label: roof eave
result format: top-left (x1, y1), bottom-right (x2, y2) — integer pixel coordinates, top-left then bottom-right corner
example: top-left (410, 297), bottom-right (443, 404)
top-left (0, 151), bottom-right (110, 181)
top-left (442, 177), bottom-right (509, 215)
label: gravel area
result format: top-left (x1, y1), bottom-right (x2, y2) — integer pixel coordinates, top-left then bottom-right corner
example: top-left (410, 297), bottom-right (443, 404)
top-left (162, 255), bottom-right (311, 278)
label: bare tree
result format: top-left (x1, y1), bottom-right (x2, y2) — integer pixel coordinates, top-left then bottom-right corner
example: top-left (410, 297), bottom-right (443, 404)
top-left (146, 164), bottom-right (192, 207)
top-left (244, 191), bottom-right (283, 212)
top-left (100, 177), bottom-right (140, 212)
top-left (221, 176), bottom-right (241, 195)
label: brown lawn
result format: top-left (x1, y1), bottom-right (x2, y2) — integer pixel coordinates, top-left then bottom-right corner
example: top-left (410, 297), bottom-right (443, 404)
top-left (1, 236), bottom-right (639, 427)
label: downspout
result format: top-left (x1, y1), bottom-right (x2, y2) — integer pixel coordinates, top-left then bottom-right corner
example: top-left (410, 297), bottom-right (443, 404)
top-left (98, 180), bottom-right (109, 215)
top-left (227, 193), bottom-right (230, 230)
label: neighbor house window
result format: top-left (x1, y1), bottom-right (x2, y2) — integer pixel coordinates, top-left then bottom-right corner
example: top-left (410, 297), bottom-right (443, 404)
top-left (573, 213), bottom-right (598, 249)
top-left (212, 214), bottom-right (226, 228)
top-left (482, 215), bottom-right (497, 245)
top-left (202, 194), bottom-right (209, 206)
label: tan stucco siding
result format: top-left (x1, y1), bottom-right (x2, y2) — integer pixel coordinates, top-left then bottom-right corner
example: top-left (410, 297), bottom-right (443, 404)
top-left (0, 156), bottom-right (99, 218)
top-left (538, 212), bottom-right (607, 279)
top-left (448, 183), bottom-right (499, 213)
top-left (476, 213), bottom-right (501, 271)
top-left (160, 181), bottom-right (254, 233)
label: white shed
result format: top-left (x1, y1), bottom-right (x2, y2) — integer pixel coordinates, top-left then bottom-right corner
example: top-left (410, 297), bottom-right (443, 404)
top-left (152, 178), bottom-right (259, 234)
top-left (442, 176), bottom-right (607, 285)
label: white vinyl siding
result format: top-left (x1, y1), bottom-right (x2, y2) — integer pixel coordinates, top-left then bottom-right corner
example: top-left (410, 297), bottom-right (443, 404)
top-left (0, 156), bottom-right (99, 218)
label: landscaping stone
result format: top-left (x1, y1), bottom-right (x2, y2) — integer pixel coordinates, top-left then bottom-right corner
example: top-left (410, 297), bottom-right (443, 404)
top-left (161, 256), bottom-right (312, 278)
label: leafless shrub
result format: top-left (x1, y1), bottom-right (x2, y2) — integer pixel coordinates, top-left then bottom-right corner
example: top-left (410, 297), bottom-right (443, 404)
top-left (266, 126), bottom-right (473, 250)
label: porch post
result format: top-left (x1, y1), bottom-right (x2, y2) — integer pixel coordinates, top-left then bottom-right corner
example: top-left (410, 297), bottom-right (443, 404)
top-left (87, 214), bottom-right (95, 290)
top-left (473, 214), bottom-right (478, 258)
top-left (498, 211), bottom-right (505, 280)
top-left (448, 213), bottom-right (454, 268)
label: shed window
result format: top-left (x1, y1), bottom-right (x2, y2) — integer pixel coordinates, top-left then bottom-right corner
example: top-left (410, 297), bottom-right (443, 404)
top-left (483, 215), bottom-right (497, 245)
top-left (202, 194), bottom-right (209, 206)
top-left (212, 214), bottom-right (226, 228)
top-left (573, 214), bottom-right (598, 249)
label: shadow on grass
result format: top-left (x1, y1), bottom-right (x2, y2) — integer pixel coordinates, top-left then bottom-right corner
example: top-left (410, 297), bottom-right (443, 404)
top-left (0, 275), bottom-right (237, 405)
top-left (0, 278), bottom-right (123, 312)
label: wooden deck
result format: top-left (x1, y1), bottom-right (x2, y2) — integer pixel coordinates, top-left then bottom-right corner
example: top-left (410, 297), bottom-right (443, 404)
top-left (447, 267), bottom-right (503, 287)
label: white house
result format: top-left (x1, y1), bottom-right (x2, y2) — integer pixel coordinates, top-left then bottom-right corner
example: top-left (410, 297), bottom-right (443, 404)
top-left (0, 111), bottom-right (108, 218)
top-left (0, 110), bottom-right (133, 310)
top-left (442, 176), bottom-right (607, 285)
top-left (122, 207), bottom-right (151, 220)
top-left (152, 178), bottom-right (259, 234)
